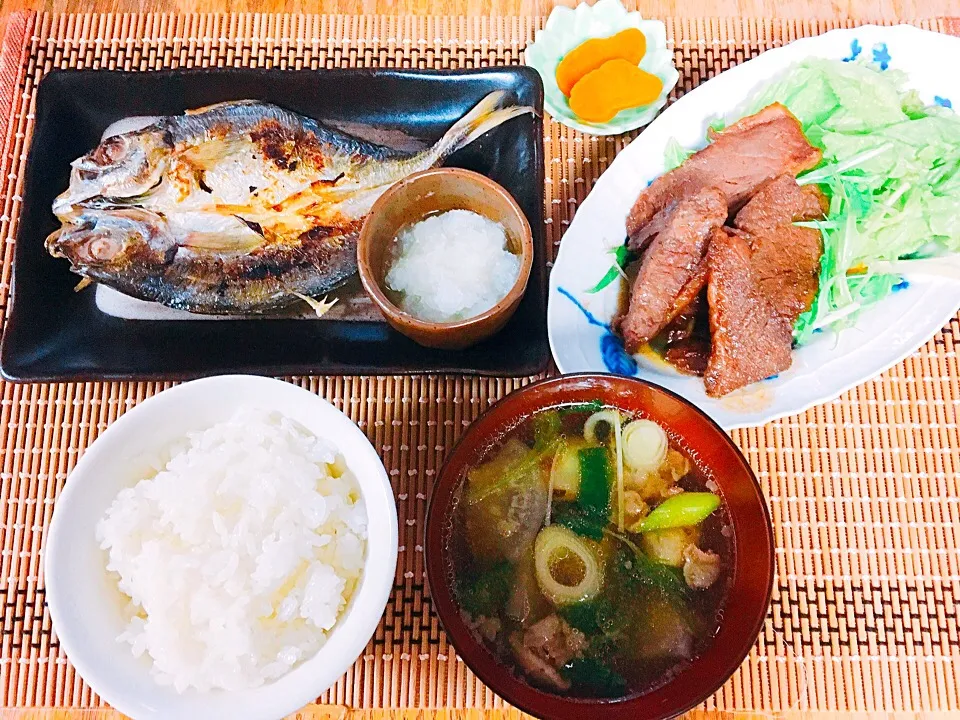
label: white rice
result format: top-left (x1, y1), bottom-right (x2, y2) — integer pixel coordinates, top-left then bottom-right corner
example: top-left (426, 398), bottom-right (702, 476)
top-left (96, 407), bottom-right (367, 693)
top-left (385, 209), bottom-right (521, 323)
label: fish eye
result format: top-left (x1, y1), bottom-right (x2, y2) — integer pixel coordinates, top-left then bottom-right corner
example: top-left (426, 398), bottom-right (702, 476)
top-left (76, 136), bottom-right (137, 181)
top-left (89, 136), bottom-right (129, 167)
top-left (88, 235), bottom-right (122, 261)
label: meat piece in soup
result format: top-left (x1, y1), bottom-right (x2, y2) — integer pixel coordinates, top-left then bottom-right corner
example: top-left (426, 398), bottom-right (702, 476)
top-left (452, 405), bottom-right (732, 698)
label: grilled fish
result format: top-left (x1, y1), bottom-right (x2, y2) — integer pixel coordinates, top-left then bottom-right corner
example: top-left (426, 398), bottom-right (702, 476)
top-left (47, 92), bottom-right (532, 314)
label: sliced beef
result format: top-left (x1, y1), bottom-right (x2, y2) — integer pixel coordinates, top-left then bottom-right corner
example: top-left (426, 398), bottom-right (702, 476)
top-left (663, 294), bottom-right (703, 345)
top-left (704, 228), bottom-right (793, 397)
top-left (618, 187), bottom-right (727, 353)
top-left (509, 615), bottom-right (587, 691)
top-left (664, 337), bottom-right (711, 376)
top-left (733, 174), bottom-right (827, 321)
top-left (662, 294), bottom-right (710, 376)
top-left (626, 104), bottom-right (822, 250)
top-left (666, 262), bottom-right (709, 328)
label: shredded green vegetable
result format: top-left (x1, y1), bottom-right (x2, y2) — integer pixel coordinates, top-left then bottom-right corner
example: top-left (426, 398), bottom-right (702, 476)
top-left (587, 245), bottom-right (636, 294)
top-left (465, 440), bottom-right (558, 506)
top-left (670, 58), bottom-right (960, 343)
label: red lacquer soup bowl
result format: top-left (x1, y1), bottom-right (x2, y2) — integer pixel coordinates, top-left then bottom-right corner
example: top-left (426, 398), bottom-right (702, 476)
top-left (424, 374), bottom-right (774, 720)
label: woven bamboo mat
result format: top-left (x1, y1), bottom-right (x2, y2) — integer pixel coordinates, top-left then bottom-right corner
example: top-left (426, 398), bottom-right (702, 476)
top-left (1, 9), bottom-right (959, 718)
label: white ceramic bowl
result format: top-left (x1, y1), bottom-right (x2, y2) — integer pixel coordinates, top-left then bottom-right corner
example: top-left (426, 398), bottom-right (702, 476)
top-left (44, 375), bottom-right (398, 720)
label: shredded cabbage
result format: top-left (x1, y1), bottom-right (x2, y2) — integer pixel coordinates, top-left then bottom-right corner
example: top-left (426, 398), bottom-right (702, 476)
top-left (669, 58), bottom-right (960, 343)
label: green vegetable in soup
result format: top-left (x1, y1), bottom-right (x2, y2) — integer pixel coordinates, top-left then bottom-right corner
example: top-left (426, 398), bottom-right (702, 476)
top-left (551, 502), bottom-right (605, 540)
top-left (551, 446), bottom-right (612, 540)
top-left (640, 492), bottom-right (721, 532)
top-left (609, 531), bottom-right (689, 601)
top-left (562, 655), bottom-right (628, 698)
top-left (533, 410), bottom-right (562, 451)
top-left (559, 596), bottom-right (624, 636)
top-left (578, 447), bottom-right (611, 520)
top-left (559, 400), bottom-right (604, 415)
top-left (459, 561), bottom-right (513, 617)
top-left (465, 438), bottom-right (556, 506)
top-left (463, 438), bottom-right (550, 563)
top-left (551, 447), bottom-right (610, 540)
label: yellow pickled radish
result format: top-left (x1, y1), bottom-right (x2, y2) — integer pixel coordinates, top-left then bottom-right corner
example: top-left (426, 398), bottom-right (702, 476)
top-left (568, 59), bottom-right (664, 123)
top-left (555, 27), bottom-right (648, 97)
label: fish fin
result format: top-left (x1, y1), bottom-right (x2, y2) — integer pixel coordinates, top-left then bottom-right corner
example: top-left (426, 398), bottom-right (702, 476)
top-left (74, 277), bottom-right (93, 292)
top-left (292, 292), bottom-right (338, 318)
top-left (430, 91), bottom-right (535, 161)
top-left (185, 100), bottom-right (262, 116)
top-left (180, 232), bottom-right (265, 253)
top-left (233, 215), bottom-right (266, 238)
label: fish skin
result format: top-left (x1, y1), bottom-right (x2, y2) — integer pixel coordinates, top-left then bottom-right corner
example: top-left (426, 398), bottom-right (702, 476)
top-left (48, 92), bottom-right (532, 314)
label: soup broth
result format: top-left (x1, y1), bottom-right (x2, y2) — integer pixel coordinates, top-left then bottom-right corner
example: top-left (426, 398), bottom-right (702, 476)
top-left (450, 403), bottom-right (732, 699)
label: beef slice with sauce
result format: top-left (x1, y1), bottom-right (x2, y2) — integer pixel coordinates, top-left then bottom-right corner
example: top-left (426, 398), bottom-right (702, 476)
top-left (704, 228), bottom-right (794, 397)
top-left (618, 187), bottom-right (727, 353)
top-left (662, 294), bottom-right (711, 376)
top-left (625, 104), bottom-right (823, 251)
top-left (733, 174), bottom-right (828, 321)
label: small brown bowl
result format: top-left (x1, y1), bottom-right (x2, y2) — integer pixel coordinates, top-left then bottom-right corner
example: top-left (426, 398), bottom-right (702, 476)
top-left (358, 167), bottom-right (534, 350)
top-left (425, 374), bottom-right (775, 720)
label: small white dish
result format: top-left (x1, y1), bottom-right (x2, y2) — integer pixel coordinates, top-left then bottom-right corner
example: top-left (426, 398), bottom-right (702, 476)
top-left (44, 375), bottom-right (398, 720)
top-left (547, 24), bottom-right (960, 429)
top-left (524, 0), bottom-right (679, 135)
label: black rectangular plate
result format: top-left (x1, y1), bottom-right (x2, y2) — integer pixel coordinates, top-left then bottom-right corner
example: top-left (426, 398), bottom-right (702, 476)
top-left (1, 67), bottom-right (547, 381)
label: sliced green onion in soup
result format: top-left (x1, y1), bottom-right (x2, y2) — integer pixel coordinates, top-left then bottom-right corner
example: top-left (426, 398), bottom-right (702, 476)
top-left (581, 408), bottom-right (626, 531)
top-left (583, 409), bottom-right (620, 445)
top-left (549, 439), bottom-right (582, 503)
top-left (622, 419), bottom-right (668, 473)
top-left (534, 525), bottom-right (603, 605)
top-left (640, 492), bottom-right (721, 532)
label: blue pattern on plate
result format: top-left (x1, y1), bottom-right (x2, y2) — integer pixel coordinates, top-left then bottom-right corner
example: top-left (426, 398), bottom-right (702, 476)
top-left (557, 286), bottom-right (607, 329)
top-left (842, 39), bottom-right (862, 62)
top-left (600, 333), bottom-right (639, 376)
top-left (872, 43), bottom-right (891, 70)
top-left (935, 96), bottom-right (953, 109)
top-left (893, 279), bottom-right (910, 292)
top-left (557, 287), bottom-right (638, 376)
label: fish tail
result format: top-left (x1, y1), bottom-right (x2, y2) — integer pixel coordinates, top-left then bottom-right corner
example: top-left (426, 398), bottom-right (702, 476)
top-left (429, 91), bottom-right (534, 161)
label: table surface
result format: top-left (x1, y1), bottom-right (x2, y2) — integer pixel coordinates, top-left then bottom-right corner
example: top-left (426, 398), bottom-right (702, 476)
top-left (0, 0), bottom-right (960, 720)
top-left (0, 0), bottom-right (953, 22)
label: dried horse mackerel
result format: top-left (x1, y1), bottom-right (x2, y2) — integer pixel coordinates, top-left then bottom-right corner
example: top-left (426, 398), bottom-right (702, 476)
top-left (47, 92), bottom-right (531, 314)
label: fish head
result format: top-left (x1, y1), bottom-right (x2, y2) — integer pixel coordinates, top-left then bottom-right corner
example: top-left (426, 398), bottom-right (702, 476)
top-left (53, 128), bottom-right (172, 217)
top-left (47, 208), bottom-right (176, 274)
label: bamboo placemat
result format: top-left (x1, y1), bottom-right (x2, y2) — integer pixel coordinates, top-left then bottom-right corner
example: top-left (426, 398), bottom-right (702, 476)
top-left (0, 9), bottom-right (959, 719)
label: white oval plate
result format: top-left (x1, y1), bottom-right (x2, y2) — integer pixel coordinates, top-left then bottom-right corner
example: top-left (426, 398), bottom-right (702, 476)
top-left (548, 25), bottom-right (960, 430)
top-left (44, 375), bottom-right (398, 720)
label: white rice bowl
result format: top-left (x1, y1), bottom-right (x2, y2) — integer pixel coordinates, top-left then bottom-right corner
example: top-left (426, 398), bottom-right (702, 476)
top-left (96, 407), bottom-right (368, 693)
